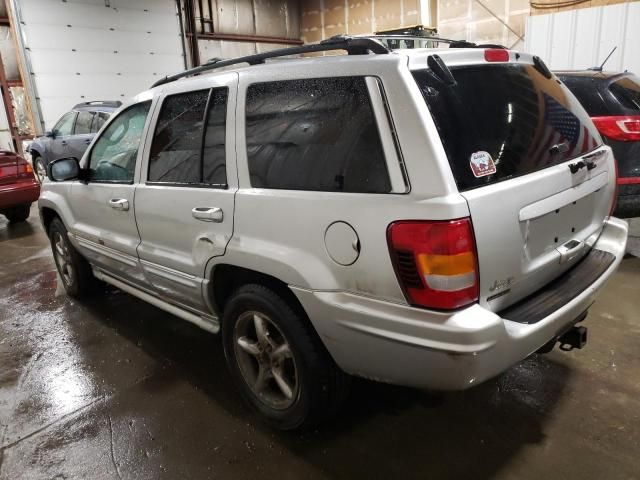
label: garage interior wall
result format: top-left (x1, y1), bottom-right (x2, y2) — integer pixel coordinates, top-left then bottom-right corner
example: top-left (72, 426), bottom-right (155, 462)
top-left (530, 0), bottom-right (638, 15)
top-left (299, 0), bottom-right (432, 44)
top-left (181, 0), bottom-right (301, 66)
top-left (525, 2), bottom-right (640, 73)
top-left (10, 0), bottom-right (185, 133)
top-left (437, 0), bottom-right (529, 49)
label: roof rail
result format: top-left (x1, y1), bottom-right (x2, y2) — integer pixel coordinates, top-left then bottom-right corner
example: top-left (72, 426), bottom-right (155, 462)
top-left (151, 35), bottom-right (389, 88)
top-left (73, 100), bottom-right (122, 109)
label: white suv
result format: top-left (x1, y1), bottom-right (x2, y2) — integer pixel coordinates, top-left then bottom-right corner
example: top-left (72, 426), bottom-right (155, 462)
top-left (39, 36), bottom-right (628, 429)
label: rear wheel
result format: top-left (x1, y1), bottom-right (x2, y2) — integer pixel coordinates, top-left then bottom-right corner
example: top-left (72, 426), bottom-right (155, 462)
top-left (48, 217), bottom-right (94, 298)
top-left (222, 284), bottom-right (349, 430)
top-left (4, 204), bottom-right (30, 223)
top-left (33, 156), bottom-right (46, 183)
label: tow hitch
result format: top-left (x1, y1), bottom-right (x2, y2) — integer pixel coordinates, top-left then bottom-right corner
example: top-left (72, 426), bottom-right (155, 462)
top-left (537, 311), bottom-right (589, 354)
top-left (558, 325), bottom-right (588, 351)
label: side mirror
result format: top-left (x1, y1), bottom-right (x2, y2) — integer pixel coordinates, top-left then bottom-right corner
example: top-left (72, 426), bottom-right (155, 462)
top-left (48, 157), bottom-right (81, 182)
top-left (45, 130), bottom-right (55, 138)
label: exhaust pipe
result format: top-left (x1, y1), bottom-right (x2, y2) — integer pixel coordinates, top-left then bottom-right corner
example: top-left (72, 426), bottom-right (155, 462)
top-left (558, 325), bottom-right (588, 351)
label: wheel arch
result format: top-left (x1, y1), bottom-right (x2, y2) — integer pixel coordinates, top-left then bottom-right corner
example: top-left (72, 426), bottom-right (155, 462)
top-left (39, 205), bottom-right (65, 235)
top-left (210, 264), bottom-right (309, 323)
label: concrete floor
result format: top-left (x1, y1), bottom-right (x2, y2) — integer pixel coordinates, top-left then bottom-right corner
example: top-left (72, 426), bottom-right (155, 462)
top-left (1, 207), bottom-right (639, 480)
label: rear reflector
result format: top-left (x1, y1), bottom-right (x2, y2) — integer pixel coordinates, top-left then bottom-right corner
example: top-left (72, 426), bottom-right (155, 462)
top-left (484, 49), bottom-right (509, 62)
top-left (387, 219), bottom-right (479, 310)
top-left (591, 115), bottom-right (640, 142)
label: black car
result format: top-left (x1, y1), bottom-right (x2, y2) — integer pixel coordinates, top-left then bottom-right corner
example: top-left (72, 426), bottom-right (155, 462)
top-left (555, 71), bottom-right (640, 218)
top-left (28, 100), bottom-right (121, 183)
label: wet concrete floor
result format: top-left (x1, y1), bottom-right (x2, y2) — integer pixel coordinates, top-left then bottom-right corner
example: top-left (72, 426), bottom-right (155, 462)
top-left (1, 207), bottom-right (639, 479)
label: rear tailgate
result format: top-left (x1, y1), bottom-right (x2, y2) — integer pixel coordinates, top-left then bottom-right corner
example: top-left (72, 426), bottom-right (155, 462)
top-left (411, 50), bottom-right (616, 312)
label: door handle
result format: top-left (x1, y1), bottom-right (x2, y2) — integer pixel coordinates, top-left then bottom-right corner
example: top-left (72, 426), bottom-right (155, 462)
top-left (192, 207), bottom-right (223, 222)
top-left (109, 198), bottom-right (129, 211)
top-left (61, 140), bottom-right (68, 146)
top-left (84, 139), bottom-right (91, 145)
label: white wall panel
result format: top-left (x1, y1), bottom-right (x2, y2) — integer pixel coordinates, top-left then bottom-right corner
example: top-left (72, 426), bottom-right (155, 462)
top-left (525, 3), bottom-right (640, 75)
top-left (15, 0), bottom-right (185, 131)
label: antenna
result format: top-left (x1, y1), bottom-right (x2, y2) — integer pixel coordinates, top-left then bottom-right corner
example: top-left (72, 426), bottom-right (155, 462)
top-left (588, 46), bottom-right (617, 72)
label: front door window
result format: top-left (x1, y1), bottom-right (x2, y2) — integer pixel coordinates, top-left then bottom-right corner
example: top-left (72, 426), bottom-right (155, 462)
top-left (88, 102), bottom-right (151, 183)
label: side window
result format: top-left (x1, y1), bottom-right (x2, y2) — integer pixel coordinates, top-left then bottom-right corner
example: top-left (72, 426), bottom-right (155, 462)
top-left (245, 77), bottom-right (391, 193)
top-left (203, 88), bottom-right (228, 185)
top-left (610, 75), bottom-right (640, 111)
top-left (148, 87), bottom-right (228, 186)
top-left (91, 112), bottom-right (110, 133)
top-left (88, 102), bottom-right (151, 183)
top-left (53, 112), bottom-right (76, 137)
top-left (149, 90), bottom-right (208, 184)
top-left (74, 111), bottom-right (94, 135)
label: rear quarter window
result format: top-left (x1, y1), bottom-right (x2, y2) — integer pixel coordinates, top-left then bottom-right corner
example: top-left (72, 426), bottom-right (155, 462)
top-left (610, 75), bottom-right (640, 112)
top-left (245, 77), bottom-right (391, 193)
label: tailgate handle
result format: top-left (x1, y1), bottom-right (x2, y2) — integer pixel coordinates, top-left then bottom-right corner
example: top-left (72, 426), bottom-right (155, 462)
top-left (557, 239), bottom-right (584, 264)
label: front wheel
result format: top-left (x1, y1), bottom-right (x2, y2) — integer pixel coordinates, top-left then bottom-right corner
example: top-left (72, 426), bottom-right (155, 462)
top-left (33, 157), bottom-right (47, 183)
top-left (49, 217), bottom-right (95, 298)
top-left (222, 284), bottom-right (349, 430)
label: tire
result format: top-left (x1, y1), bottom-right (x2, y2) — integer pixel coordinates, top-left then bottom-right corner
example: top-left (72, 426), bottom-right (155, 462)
top-left (222, 284), bottom-right (349, 430)
top-left (5, 204), bottom-right (30, 223)
top-left (48, 217), bottom-right (95, 298)
top-left (33, 156), bottom-right (47, 183)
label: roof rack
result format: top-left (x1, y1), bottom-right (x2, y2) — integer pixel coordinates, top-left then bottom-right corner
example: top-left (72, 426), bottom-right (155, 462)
top-left (73, 100), bottom-right (122, 109)
top-left (366, 35), bottom-right (506, 49)
top-left (367, 34), bottom-right (471, 46)
top-left (151, 36), bottom-right (390, 88)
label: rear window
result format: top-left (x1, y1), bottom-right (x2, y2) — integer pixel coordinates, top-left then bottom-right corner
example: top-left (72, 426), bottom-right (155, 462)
top-left (413, 64), bottom-right (602, 191)
top-left (610, 75), bottom-right (640, 112)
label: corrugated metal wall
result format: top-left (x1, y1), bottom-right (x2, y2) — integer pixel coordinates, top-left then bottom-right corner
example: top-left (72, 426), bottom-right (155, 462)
top-left (437, 0), bottom-right (529, 49)
top-left (192, 0), bottom-right (301, 62)
top-left (525, 2), bottom-right (640, 73)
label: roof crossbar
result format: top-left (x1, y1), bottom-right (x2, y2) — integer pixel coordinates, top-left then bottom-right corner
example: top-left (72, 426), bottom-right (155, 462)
top-left (151, 35), bottom-right (390, 88)
top-left (366, 34), bottom-right (474, 46)
top-left (366, 35), bottom-right (506, 49)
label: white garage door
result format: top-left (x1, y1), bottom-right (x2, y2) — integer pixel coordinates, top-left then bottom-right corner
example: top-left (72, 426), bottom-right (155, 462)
top-left (14, 0), bottom-right (185, 131)
top-left (525, 3), bottom-right (640, 74)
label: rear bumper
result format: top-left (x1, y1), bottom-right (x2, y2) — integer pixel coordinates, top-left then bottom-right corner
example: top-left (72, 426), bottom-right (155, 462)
top-left (293, 217), bottom-right (628, 390)
top-left (0, 181), bottom-right (40, 210)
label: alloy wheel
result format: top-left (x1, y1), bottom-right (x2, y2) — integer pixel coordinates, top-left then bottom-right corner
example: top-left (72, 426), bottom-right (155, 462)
top-left (53, 231), bottom-right (74, 287)
top-left (35, 160), bottom-right (46, 183)
top-left (233, 311), bottom-right (299, 410)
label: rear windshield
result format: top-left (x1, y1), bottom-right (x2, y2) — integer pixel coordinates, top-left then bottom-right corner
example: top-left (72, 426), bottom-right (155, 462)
top-left (413, 64), bottom-right (602, 191)
top-left (610, 75), bottom-right (640, 112)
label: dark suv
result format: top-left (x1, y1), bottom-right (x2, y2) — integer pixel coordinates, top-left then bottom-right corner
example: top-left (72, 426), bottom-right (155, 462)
top-left (28, 101), bottom-right (121, 182)
top-left (556, 71), bottom-right (640, 217)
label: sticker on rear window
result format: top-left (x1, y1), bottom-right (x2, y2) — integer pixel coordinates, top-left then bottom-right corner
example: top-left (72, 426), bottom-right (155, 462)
top-left (469, 151), bottom-right (496, 178)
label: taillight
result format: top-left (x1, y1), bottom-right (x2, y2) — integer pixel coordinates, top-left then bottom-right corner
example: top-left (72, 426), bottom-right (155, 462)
top-left (387, 218), bottom-right (479, 310)
top-left (17, 161), bottom-right (35, 179)
top-left (484, 49), bottom-right (509, 62)
top-left (591, 115), bottom-right (640, 141)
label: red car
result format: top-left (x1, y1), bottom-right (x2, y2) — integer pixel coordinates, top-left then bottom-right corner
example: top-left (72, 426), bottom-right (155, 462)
top-left (0, 151), bottom-right (40, 223)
